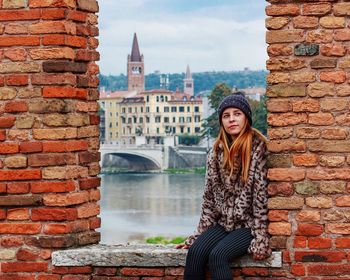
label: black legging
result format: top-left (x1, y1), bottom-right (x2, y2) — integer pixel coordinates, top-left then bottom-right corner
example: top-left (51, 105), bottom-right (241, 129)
top-left (184, 224), bottom-right (253, 280)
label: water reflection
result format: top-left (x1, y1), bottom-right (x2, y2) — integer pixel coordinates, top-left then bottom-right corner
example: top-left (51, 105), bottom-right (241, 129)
top-left (100, 173), bottom-right (205, 244)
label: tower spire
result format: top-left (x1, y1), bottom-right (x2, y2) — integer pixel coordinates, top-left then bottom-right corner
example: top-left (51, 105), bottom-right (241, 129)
top-left (130, 33), bottom-right (142, 62)
top-left (184, 65), bottom-right (194, 96)
top-left (185, 65), bottom-right (192, 79)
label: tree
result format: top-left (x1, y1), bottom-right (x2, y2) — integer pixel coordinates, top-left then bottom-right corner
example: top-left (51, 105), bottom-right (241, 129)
top-left (252, 95), bottom-right (268, 136)
top-left (202, 83), bottom-right (232, 139)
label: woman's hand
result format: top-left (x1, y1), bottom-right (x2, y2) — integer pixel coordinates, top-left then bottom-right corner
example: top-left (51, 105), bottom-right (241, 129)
top-left (252, 253), bottom-right (267, 261)
top-left (174, 243), bottom-right (189, 249)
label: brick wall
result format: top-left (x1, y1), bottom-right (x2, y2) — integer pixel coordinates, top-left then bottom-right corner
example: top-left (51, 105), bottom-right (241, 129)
top-left (266, 0), bottom-right (350, 278)
top-left (0, 0), bottom-right (101, 277)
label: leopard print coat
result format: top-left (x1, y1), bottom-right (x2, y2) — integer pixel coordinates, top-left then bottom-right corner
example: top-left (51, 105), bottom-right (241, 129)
top-left (185, 133), bottom-right (271, 257)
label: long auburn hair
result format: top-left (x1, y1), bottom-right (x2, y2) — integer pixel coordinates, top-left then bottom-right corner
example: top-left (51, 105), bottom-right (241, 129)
top-left (213, 118), bottom-right (266, 183)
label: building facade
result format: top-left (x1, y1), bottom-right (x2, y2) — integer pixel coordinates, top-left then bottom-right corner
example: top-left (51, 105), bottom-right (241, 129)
top-left (99, 34), bottom-right (203, 146)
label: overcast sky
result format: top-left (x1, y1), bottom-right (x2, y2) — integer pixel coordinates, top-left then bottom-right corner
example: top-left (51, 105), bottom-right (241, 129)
top-left (98, 0), bottom-right (267, 75)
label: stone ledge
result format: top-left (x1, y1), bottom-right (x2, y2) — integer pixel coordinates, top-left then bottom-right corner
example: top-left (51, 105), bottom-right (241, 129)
top-left (52, 244), bottom-right (282, 268)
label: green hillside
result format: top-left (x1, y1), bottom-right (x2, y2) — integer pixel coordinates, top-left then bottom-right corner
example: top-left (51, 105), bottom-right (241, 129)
top-left (99, 70), bottom-right (267, 94)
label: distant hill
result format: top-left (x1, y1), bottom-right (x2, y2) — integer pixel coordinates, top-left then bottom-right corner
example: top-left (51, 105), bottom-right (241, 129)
top-left (99, 70), bottom-right (267, 95)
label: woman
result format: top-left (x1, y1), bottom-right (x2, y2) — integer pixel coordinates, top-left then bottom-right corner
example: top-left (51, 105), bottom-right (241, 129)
top-left (176, 92), bottom-right (271, 280)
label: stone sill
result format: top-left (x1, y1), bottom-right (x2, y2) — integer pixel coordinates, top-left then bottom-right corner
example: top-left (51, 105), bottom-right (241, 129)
top-left (52, 244), bottom-right (282, 268)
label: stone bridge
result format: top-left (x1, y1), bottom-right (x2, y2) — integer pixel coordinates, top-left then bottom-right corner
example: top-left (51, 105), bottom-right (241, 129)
top-left (100, 144), bottom-right (164, 171)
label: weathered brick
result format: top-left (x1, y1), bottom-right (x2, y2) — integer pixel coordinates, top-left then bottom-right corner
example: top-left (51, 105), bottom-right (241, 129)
top-left (7, 208), bottom-right (30, 220)
top-left (267, 84), bottom-right (306, 97)
top-left (336, 114), bottom-right (350, 126)
top-left (266, 17), bottom-right (289, 30)
top-left (4, 156), bottom-right (27, 168)
top-left (321, 44), bottom-right (347, 57)
top-left (32, 74), bottom-right (76, 85)
top-left (28, 153), bottom-right (76, 167)
top-left (306, 29), bottom-right (333, 43)
top-left (292, 99), bottom-right (319, 112)
top-left (297, 210), bottom-right (320, 222)
top-left (43, 61), bottom-right (88, 73)
top-left (268, 112), bottom-right (307, 126)
top-left (293, 17), bottom-right (319, 29)
top-left (294, 181), bottom-right (318, 195)
top-left (42, 166), bottom-right (88, 179)
top-left (268, 182), bottom-right (294, 196)
top-left (267, 140), bottom-right (306, 152)
top-left (320, 16), bottom-right (345, 28)
top-left (4, 48), bottom-right (27, 61)
top-left (268, 222), bottom-right (292, 235)
top-left (296, 224), bottom-right (324, 236)
top-left (334, 3), bottom-right (350, 16)
top-left (33, 128), bottom-right (77, 140)
top-left (267, 44), bottom-right (293, 56)
top-left (267, 154), bottom-right (292, 168)
top-left (302, 3), bottom-right (332, 16)
top-left (308, 113), bottom-right (334, 125)
top-left (309, 237), bottom-right (332, 249)
top-left (43, 87), bottom-right (87, 99)
top-left (29, 99), bottom-right (67, 113)
top-left (41, 8), bottom-right (66, 20)
top-left (0, 116), bottom-right (16, 128)
top-left (31, 180), bottom-right (75, 193)
top-left (268, 127), bottom-right (294, 140)
top-left (326, 224), bottom-right (350, 234)
top-left (268, 168), bottom-right (305, 182)
top-left (43, 192), bottom-right (89, 206)
top-left (5, 23), bottom-right (28, 34)
top-left (267, 58), bottom-right (306, 71)
top-left (310, 58), bottom-right (337, 69)
top-left (266, 4), bottom-right (299, 16)
top-left (0, 224), bottom-right (41, 234)
top-left (15, 115), bottom-right (35, 129)
top-left (320, 71), bottom-right (346, 83)
top-left (320, 181), bottom-right (346, 194)
top-left (309, 140), bottom-right (350, 153)
top-left (0, 87), bottom-right (17, 100)
top-left (0, 36), bottom-right (40, 47)
top-left (320, 98), bottom-right (348, 111)
top-left (29, 0), bottom-right (76, 8)
top-left (306, 197), bottom-right (333, 208)
top-left (29, 47), bottom-right (74, 60)
top-left (291, 71), bottom-right (316, 83)
top-left (0, 62), bottom-right (40, 73)
top-left (307, 82), bottom-right (334, 97)
top-left (320, 155), bottom-right (345, 167)
top-left (293, 154), bottom-right (318, 167)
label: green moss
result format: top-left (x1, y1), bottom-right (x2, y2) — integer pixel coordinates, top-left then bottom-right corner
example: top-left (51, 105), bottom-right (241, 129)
top-left (145, 236), bottom-right (186, 244)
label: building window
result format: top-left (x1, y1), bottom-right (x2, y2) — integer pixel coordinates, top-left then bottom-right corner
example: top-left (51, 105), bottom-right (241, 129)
top-left (101, 101), bottom-right (105, 107)
top-left (172, 127), bottom-right (176, 134)
top-left (135, 107), bottom-right (137, 113)
top-left (116, 122), bottom-right (118, 126)
top-left (195, 106), bottom-right (199, 112)
top-left (110, 132), bottom-right (112, 138)
top-left (164, 117), bottom-right (169, 123)
top-left (122, 107), bottom-right (126, 113)
top-left (195, 127), bottom-right (200, 133)
top-left (164, 106), bottom-right (169, 112)
top-left (146, 96), bottom-right (149, 102)
top-left (128, 107), bottom-right (132, 113)
top-left (179, 106), bottom-right (184, 112)
top-left (194, 116), bottom-right (201, 122)
top-left (140, 117), bottom-right (143, 123)
top-left (128, 118), bottom-right (132, 124)
top-left (180, 127), bottom-right (184, 133)
top-left (187, 127), bottom-right (190, 133)
top-left (116, 112), bottom-right (118, 116)
top-left (155, 116), bottom-right (161, 123)
top-left (147, 128), bottom-right (149, 133)
top-left (156, 96), bottom-right (159, 102)
top-left (165, 96), bottom-right (168, 102)
top-left (146, 106), bottom-right (150, 113)
top-left (160, 95), bottom-right (164, 102)
top-left (173, 117), bottom-right (176, 122)
top-left (123, 128), bottom-right (125, 134)
top-left (109, 122), bottom-right (112, 128)
top-left (122, 117), bottom-right (125, 124)
top-left (186, 117), bottom-right (192, 122)
top-left (187, 106), bottom-right (190, 112)
top-left (141, 107), bottom-right (143, 113)
top-left (157, 127), bottom-right (160, 133)
top-left (110, 112), bottom-right (112, 117)
top-left (171, 106), bottom-right (177, 112)
top-left (156, 106), bottom-right (159, 113)
top-left (179, 117), bottom-right (185, 123)
top-left (146, 117), bottom-right (150, 123)
top-left (133, 117), bottom-right (137, 123)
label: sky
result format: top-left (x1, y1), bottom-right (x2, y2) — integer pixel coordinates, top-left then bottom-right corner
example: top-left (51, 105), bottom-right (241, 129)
top-left (98, 0), bottom-right (267, 75)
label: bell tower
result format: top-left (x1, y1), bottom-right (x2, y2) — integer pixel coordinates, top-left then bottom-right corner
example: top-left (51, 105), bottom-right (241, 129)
top-left (184, 65), bottom-right (194, 95)
top-left (127, 33), bottom-right (145, 92)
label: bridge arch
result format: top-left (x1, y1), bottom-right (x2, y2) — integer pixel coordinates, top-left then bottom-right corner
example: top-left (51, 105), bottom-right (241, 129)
top-left (102, 152), bottom-right (161, 171)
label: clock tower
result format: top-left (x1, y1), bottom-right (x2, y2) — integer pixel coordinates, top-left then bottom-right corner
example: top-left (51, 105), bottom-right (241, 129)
top-left (127, 33), bottom-right (145, 92)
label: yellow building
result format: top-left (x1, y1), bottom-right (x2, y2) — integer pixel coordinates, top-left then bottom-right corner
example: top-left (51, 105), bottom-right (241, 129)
top-left (99, 33), bottom-right (203, 146)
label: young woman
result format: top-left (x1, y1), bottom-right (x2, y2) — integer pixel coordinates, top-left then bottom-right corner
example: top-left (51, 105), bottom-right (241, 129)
top-left (176, 92), bottom-right (271, 280)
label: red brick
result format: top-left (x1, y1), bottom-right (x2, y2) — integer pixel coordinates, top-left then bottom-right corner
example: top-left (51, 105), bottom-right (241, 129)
top-left (0, 130), bottom-right (6, 141)
top-left (43, 140), bottom-right (88, 153)
top-left (41, 8), bottom-right (66, 19)
top-left (5, 75), bottom-right (29, 86)
top-left (0, 36), bottom-right (40, 47)
top-left (294, 236), bottom-right (307, 248)
top-left (67, 10), bottom-right (87, 22)
top-left (0, 275), bottom-right (35, 280)
top-left (29, 0), bottom-right (76, 8)
top-left (89, 115), bottom-right (100, 125)
top-left (4, 48), bottom-right (27, 61)
top-left (336, 237), bottom-right (350, 248)
top-left (94, 267), bottom-right (117, 276)
top-left (266, 4), bottom-right (300, 16)
top-left (0, 116), bottom-right (16, 128)
top-left (296, 251), bottom-right (346, 262)
top-left (1, 262), bottom-right (48, 272)
top-left (320, 71), bottom-right (347, 83)
top-left (7, 182), bottom-right (30, 194)
top-left (66, 35), bottom-right (87, 48)
top-left (43, 86), bottom-right (88, 99)
top-left (297, 224), bottom-right (324, 236)
top-left (32, 208), bottom-right (77, 221)
top-left (89, 216), bottom-right (101, 229)
top-left (20, 142), bottom-right (43, 153)
top-left (0, 223), bottom-right (41, 234)
top-left (0, 10), bottom-right (41, 21)
top-left (79, 177), bottom-right (100, 190)
top-left (5, 101), bottom-right (28, 113)
top-left (1, 236), bottom-right (24, 247)
top-left (242, 267), bottom-right (269, 276)
top-left (268, 210), bottom-right (289, 222)
top-left (31, 180), bottom-right (75, 193)
top-left (42, 34), bottom-right (65, 45)
top-left (309, 237), bottom-right (332, 249)
top-left (0, 170), bottom-right (41, 181)
top-left (16, 248), bottom-right (39, 261)
top-left (38, 275), bottom-right (61, 280)
top-left (291, 264), bottom-right (305, 276)
top-left (120, 268), bottom-right (165, 277)
top-left (0, 209), bottom-right (6, 219)
top-left (7, 208), bottom-right (30, 220)
top-left (0, 143), bottom-right (19, 154)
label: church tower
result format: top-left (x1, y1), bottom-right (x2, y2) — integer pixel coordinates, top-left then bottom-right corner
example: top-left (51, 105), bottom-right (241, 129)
top-left (184, 65), bottom-right (194, 96)
top-left (127, 33), bottom-right (145, 92)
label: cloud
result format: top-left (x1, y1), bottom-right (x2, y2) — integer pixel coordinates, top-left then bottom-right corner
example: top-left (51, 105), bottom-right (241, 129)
top-left (98, 1), bottom-right (267, 75)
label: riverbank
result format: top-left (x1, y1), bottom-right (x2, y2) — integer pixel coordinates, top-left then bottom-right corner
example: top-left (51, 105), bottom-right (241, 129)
top-left (101, 167), bottom-right (206, 174)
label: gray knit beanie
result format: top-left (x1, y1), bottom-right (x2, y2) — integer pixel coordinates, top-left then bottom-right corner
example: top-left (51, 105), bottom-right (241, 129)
top-left (218, 92), bottom-right (252, 125)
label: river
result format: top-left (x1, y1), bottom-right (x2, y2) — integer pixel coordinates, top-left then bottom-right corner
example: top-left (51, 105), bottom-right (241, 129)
top-left (99, 173), bottom-right (205, 244)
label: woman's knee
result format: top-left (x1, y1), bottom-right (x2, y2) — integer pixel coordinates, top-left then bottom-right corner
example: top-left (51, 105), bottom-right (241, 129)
top-left (186, 243), bottom-right (207, 260)
top-left (208, 248), bottom-right (228, 266)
